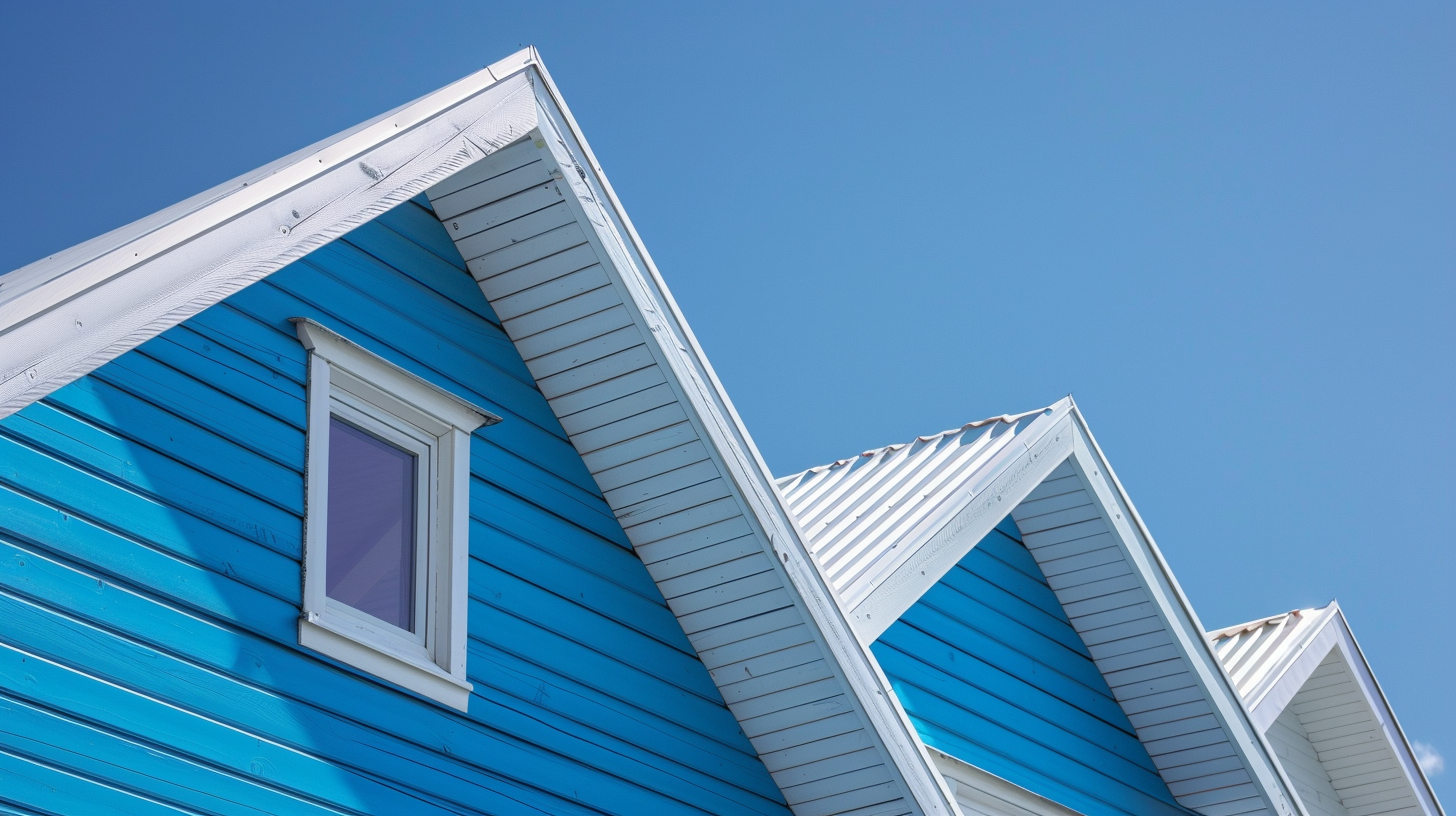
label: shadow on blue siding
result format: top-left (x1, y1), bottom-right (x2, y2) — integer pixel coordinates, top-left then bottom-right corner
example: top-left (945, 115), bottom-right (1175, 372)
top-left (0, 198), bottom-right (789, 815)
top-left (872, 515), bottom-right (1196, 816)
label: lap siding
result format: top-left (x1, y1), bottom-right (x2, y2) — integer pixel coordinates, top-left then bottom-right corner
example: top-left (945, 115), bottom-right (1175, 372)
top-left (0, 206), bottom-right (791, 816)
top-left (873, 515), bottom-right (1198, 816)
top-left (426, 139), bottom-right (917, 816)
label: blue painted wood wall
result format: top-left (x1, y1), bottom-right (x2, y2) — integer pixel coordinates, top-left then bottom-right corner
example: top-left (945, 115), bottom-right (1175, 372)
top-left (872, 516), bottom-right (1196, 816)
top-left (0, 198), bottom-right (790, 816)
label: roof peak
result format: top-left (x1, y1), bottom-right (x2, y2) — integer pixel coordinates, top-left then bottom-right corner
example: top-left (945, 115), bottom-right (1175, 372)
top-left (779, 400), bottom-right (1067, 482)
top-left (1206, 600), bottom-right (1338, 642)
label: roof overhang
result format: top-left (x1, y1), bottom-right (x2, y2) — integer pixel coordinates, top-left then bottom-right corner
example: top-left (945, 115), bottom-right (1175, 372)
top-left (0, 52), bottom-right (543, 417)
top-left (778, 401), bottom-right (1310, 816)
top-left (1211, 605), bottom-right (1445, 816)
top-left (0, 48), bottom-right (971, 816)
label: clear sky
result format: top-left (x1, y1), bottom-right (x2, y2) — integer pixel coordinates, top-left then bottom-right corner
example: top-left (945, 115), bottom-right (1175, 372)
top-left (3, 0), bottom-right (1452, 800)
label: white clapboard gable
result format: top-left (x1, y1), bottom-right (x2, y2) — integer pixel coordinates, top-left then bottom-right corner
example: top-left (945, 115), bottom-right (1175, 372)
top-left (0, 48), bottom-right (968, 816)
top-left (777, 399), bottom-right (1306, 816)
top-left (1211, 605), bottom-right (1444, 816)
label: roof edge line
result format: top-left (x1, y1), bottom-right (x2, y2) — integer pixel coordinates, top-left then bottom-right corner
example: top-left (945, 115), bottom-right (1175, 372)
top-left (1067, 401), bottom-right (1312, 816)
top-left (1325, 606), bottom-right (1447, 816)
top-left (521, 62), bottom-right (959, 816)
top-left (0, 66), bottom-right (540, 418)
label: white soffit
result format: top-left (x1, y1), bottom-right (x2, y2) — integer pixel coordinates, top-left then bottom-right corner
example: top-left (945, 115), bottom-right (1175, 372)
top-left (779, 403), bottom-right (1310, 816)
top-left (1210, 605), bottom-right (1446, 816)
top-left (415, 60), bottom-right (964, 816)
top-left (0, 49), bottom-right (971, 816)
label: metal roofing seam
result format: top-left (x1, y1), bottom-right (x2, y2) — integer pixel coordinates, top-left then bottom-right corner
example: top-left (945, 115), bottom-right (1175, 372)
top-left (1208, 604), bottom-right (1333, 700)
top-left (776, 404), bottom-right (1060, 607)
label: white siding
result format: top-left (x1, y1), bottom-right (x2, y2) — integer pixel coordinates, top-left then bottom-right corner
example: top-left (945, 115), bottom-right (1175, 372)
top-left (1269, 707), bottom-right (1350, 816)
top-left (428, 136), bottom-right (917, 816)
top-left (1210, 609), bottom-right (1439, 816)
top-left (1293, 654), bottom-right (1420, 816)
top-left (1012, 462), bottom-right (1270, 816)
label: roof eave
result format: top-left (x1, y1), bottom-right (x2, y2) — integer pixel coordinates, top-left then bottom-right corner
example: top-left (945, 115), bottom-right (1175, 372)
top-left (1228, 603), bottom-right (1446, 816)
top-left (1067, 400), bottom-right (1313, 816)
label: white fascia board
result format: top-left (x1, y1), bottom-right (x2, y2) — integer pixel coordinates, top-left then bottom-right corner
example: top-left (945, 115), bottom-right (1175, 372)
top-left (0, 52), bottom-right (541, 418)
top-left (524, 59), bottom-right (960, 816)
top-left (841, 399), bottom-right (1306, 816)
top-left (1335, 609), bottom-right (1447, 816)
top-left (1241, 607), bottom-right (1340, 731)
top-left (1250, 606), bottom-right (1445, 816)
top-left (1066, 404), bottom-right (1307, 816)
top-left (851, 402), bottom-right (1075, 644)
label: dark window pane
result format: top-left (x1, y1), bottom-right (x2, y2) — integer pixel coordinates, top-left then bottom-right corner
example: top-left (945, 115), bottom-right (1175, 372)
top-left (326, 416), bottom-right (417, 631)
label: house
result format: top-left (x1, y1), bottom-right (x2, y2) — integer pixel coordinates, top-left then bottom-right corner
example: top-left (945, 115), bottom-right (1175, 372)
top-left (1210, 604), bottom-right (1442, 816)
top-left (776, 408), bottom-right (1444, 816)
top-left (0, 47), bottom-right (1440, 816)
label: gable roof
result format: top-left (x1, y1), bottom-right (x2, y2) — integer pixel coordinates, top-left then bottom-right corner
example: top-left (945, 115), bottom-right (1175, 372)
top-left (1210, 604), bottom-right (1445, 816)
top-left (778, 406), bottom-right (1053, 621)
top-left (0, 48), bottom-right (965, 816)
top-left (777, 401), bottom-right (1307, 816)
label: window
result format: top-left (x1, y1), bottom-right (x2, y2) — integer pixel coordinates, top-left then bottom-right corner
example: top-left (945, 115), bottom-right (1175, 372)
top-left (292, 317), bottom-right (497, 711)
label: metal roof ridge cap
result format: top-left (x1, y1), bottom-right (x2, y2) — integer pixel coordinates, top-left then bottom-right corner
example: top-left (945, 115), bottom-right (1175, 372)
top-left (775, 402), bottom-right (1062, 485)
top-left (1207, 606), bottom-right (1318, 641)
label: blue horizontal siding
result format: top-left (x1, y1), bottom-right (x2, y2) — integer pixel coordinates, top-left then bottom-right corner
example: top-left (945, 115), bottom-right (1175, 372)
top-left (0, 200), bottom-right (788, 816)
top-left (872, 516), bottom-right (1194, 816)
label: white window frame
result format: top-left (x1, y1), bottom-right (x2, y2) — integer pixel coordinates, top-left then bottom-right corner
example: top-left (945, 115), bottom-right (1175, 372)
top-left (292, 317), bottom-right (498, 711)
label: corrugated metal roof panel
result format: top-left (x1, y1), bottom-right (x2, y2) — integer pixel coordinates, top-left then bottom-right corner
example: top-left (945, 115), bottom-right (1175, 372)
top-left (1210, 605), bottom-right (1446, 816)
top-left (777, 402), bottom-right (1292, 815)
top-left (776, 402), bottom-right (1062, 610)
top-left (1208, 604), bottom-right (1334, 703)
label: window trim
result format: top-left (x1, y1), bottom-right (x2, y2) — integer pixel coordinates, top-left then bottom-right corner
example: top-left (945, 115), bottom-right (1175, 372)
top-left (292, 317), bottom-right (499, 711)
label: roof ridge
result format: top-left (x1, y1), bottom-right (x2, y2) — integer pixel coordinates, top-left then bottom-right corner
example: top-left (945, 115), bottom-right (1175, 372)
top-left (777, 405), bottom-right (1057, 482)
top-left (1206, 601), bottom-right (1334, 641)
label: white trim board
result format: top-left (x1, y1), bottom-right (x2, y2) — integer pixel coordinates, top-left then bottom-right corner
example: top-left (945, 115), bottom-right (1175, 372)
top-left (292, 318), bottom-right (497, 712)
top-left (1214, 606), bottom-right (1445, 816)
top-left (0, 50), bottom-right (540, 418)
top-left (0, 48), bottom-right (971, 816)
top-left (781, 400), bottom-right (1310, 816)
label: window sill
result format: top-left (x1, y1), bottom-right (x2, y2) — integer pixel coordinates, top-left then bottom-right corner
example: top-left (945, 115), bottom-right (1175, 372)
top-left (299, 615), bottom-right (472, 711)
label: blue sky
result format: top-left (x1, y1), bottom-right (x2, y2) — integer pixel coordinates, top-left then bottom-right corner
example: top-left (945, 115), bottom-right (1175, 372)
top-left (2, 0), bottom-right (1452, 799)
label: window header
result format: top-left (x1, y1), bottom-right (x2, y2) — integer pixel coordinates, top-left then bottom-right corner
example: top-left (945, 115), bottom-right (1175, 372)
top-left (291, 317), bottom-right (501, 432)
